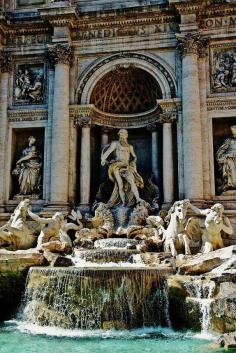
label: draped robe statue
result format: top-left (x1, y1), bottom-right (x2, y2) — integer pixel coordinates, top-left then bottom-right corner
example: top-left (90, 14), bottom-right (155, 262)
top-left (12, 136), bottom-right (42, 196)
top-left (216, 125), bottom-right (236, 193)
top-left (101, 129), bottom-right (144, 207)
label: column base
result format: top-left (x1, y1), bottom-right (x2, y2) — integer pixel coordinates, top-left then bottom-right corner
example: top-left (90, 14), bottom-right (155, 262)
top-left (42, 202), bottom-right (70, 216)
top-left (78, 203), bottom-right (91, 214)
top-left (161, 202), bottom-right (174, 210)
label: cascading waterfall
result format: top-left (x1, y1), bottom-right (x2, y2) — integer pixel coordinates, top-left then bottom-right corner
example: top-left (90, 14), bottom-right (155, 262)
top-left (20, 267), bottom-right (171, 330)
top-left (184, 280), bottom-right (215, 334)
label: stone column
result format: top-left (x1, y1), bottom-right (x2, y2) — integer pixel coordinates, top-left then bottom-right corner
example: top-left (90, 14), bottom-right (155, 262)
top-left (159, 113), bottom-right (176, 204)
top-left (74, 106), bottom-right (94, 209)
top-left (48, 44), bottom-right (73, 206)
top-left (199, 47), bottom-right (211, 199)
top-left (177, 32), bottom-right (207, 200)
top-left (0, 53), bottom-right (12, 210)
top-left (101, 126), bottom-right (109, 150)
top-left (147, 124), bottom-right (159, 184)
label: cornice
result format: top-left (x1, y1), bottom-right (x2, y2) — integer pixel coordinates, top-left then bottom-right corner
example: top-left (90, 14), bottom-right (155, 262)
top-left (207, 97), bottom-right (236, 111)
top-left (72, 10), bottom-right (177, 30)
top-left (8, 109), bottom-right (48, 122)
top-left (71, 104), bottom-right (162, 129)
top-left (39, 6), bottom-right (77, 27)
top-left (200, 3), bottom-right (236, 18)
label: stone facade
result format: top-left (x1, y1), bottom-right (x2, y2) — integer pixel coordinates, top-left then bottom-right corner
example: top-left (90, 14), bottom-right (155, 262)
top-left (0, 0), bottom-right (236, 243)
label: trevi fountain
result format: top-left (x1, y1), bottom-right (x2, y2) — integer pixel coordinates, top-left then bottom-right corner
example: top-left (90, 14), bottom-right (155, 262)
top-left (0, 0), bottom-right (236, 352)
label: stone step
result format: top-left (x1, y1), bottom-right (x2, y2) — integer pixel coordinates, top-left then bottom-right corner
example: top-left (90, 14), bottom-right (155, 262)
top-left (94, 238), bottom-right (140, 250)
top-left (74, 248), bottom-right (139, 264)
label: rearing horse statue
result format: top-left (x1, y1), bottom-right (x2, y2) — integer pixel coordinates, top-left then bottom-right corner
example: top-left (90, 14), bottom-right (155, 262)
top-left (162, 199), bottom-right (192, 257)
top-left (0, 199), bottom-right (36, 250)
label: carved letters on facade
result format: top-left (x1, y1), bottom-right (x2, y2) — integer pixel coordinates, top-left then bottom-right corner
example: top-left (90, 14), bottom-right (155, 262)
top-left (211, 47), bottom-right (236, 93)
top-left (13, 64), bottom-right (45, 105)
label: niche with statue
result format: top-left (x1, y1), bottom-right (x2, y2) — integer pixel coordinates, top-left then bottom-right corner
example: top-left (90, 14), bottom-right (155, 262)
top-left (10, 128), bottom-right (44, 200)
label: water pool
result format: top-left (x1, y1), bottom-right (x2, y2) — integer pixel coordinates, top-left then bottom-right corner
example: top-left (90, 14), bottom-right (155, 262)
top-left (0, 321), bottom-right (232, 353)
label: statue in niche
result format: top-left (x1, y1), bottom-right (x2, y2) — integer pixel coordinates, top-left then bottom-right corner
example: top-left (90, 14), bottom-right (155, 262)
top-left (0, 199), bottom-right (36, 250)
top-left (14, 67), bottom-right (44, 103)
top-left (101, 129), bottom-right (144, 207)
top-left (189, 203), bottom-right (233, 254)
top-left (12, 136), bottom-right (42, 198)
top-left (216, 125), bottom-right (236, 194)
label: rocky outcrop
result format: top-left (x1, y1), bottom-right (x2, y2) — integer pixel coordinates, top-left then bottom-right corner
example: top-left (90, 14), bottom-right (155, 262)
top-left (217, 332), bottom-right (236, 349)
top-left (167, 246), bottom-right (236, 333)
top-left (0, 249), bottom-right (45, 321)
top-left (176, 245), bottom-right (236, 275)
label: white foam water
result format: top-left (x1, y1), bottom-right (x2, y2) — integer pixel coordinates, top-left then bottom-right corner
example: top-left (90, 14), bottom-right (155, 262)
top-left (8, 320), bottom-right (196, 340)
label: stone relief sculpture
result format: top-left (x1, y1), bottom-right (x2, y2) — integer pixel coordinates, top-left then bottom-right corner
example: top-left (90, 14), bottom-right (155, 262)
top-left (189, 203), bottom-right (233, 254)
top-left (101, 129), bottom-right (144, 207)
top-left (14, 66), bottom-right (44, 104)
top-left (12, 136), bottom-right (42, 198)
top-left (216, 125), bottom-right (236, 194)
top-left (212, 48), bottom-right (236, 92)
top-left (27, 209), bottom-right (81, 249)
top-left (0, 199), bottom-right (36, 250)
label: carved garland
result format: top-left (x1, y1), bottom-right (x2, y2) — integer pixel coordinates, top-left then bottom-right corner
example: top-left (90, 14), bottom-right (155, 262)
top-left (77, 52), bottom-right (176, 101)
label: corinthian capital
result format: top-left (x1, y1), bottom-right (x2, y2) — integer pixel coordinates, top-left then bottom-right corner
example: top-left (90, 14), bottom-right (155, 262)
top-left (176, 32), bottom-right (208, 57)
top-left (0, 52), bottom-right (12, 73)
top-left (158, 112), bottom-right (177, 124)
top-left (48, 44), bottom-right (73, 66)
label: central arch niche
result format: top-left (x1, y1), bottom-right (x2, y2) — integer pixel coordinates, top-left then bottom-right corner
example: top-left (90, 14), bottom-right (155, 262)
top-left (90, 66), bottom-right (162, 114)
top-left (87, 66), bottom-right (163, 203)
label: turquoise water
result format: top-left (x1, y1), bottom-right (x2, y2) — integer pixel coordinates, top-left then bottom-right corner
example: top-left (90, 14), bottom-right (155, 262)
top-left (0, 322), bottom-right (233, 353)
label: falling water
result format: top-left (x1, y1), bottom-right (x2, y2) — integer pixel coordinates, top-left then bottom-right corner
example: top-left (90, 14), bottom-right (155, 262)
top-left (184, 280), bottom-right (215, 335)
top-left (20, 267), bottom-right (171, 330)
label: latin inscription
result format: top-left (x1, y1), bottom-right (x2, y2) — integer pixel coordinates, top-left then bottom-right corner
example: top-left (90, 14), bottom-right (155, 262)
top-left (202, 16), bottom-right (236, 29)
top-left (72, 23), bottom-right (178, 41)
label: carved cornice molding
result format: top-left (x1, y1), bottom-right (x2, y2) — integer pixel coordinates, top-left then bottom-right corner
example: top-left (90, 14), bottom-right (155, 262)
top-left (47, 44), bottom-right (73, 66)
top-left (170, 1), bottom-right (202, 15)
top-left (176, 32), bottom-right (209, 56)
top-left (0, 51), bottom-right (12, 73)
top-left (71, 104), bottom-right (161, 129)
top-left (207, 97), bottom-right (236, 111)
top-left (39, 6), bottom-right (77, 28)
top-left (8, 109), bottom-right (48, 122)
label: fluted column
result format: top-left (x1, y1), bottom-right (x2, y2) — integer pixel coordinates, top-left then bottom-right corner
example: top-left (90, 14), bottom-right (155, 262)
top-left (74, 106), bottom-right (94, 208)
top-left (177, 33), bottom-right (207, 200)
top-left (147, 124), bottom-right (159, 184)
top-left (199, 47), bottom-right (211, 199)
top-left (0, 53), bottom-right (12, 210)
top-left (159, 113), bottom-right (176, 204)
top-left (80, 122), bottom-right (91, 206)
top-left (48, 44), bottom-right (73, 205)
top-left (101, 126), bottom-right (110, 150)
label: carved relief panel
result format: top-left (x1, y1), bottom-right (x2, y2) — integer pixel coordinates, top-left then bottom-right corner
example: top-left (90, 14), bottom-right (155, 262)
top-left (13, 63), bottom-right (46, 105)
top-left (211, 46), bottom-right (236, 93)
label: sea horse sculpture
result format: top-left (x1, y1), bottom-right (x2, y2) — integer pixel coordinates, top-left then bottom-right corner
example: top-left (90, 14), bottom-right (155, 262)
top-left (0, 199), bottom-right (36, 250)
